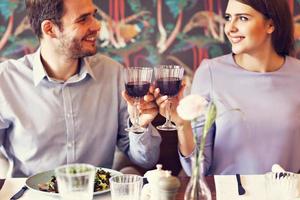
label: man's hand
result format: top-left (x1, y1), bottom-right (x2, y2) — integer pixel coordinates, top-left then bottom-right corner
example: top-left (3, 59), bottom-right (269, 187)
top-left (122, 85), bottom-right (158, 128)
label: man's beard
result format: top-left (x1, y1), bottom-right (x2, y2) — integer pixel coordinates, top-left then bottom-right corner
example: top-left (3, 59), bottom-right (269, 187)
top-left (58, 35), bottom-right (97, 59)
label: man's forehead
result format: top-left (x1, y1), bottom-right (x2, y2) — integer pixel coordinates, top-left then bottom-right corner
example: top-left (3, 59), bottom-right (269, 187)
top-left (63, 0), bottom-right (96, 14)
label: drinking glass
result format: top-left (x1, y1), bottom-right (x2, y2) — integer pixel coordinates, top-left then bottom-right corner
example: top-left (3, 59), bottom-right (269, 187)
top-left (124, 67), bottom-right (153, 133)
top-left (55, 163), bottom-right (95, 200)
top-left (154, 65), bottom-right (184, 131)
top-left (109, 174), bottom-right (143, 200)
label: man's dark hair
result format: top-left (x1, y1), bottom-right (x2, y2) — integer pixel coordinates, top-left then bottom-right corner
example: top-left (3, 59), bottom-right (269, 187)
top-left (25, 0), bottom-right (64, 38)
top-left (236, 0), bottom-right (295, 56)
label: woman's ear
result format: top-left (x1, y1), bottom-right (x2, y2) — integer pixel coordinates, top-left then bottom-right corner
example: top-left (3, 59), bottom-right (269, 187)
top-left (41, 20), bottom-right (59, 38)
top-left (266, 19), bottom-right (275, 34)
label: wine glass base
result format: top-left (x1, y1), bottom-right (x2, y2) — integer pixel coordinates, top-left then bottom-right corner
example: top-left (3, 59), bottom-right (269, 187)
top-left (156, 124), bottom-right (177, 131)
top-left (125, 126), bottom-right (145, 133)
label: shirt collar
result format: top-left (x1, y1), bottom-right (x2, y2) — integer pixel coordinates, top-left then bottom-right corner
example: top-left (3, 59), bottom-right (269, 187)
top-left (33, 48), bottom-right (48, 86)
top-left (32, 48), bottom-right (96, 86)
top-left (81, 57), bottom-right (96, 80)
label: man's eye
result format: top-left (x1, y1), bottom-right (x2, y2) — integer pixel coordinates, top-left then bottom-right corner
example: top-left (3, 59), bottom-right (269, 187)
top-left (78, 17), bottom-right (87, 23)
top-left (240, 16), bottom-right (248, 21)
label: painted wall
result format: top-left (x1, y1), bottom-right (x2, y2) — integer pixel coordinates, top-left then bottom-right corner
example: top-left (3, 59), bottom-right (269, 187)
top-left (1, 0), bottom-right (300, 77)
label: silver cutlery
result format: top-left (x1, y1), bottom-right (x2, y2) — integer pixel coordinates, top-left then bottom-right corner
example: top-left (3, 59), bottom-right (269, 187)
top-left (10, 185), bottom-right (28, 200)
top-left (236, 174), bottom-right (246, 195)
top-left (275, 172), bottom-right (290, 179)
top-left (0, 179), bottom-right (5, 191)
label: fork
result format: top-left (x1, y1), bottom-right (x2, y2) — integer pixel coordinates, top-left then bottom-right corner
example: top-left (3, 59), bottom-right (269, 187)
top-left (275, 172), bottom-right (290, 179)
top-left (0, 179), bottom-right (5, 191)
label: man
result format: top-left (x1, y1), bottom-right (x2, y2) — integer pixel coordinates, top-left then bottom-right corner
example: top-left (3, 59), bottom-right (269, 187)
top-left (0, 0), bottom-right (161, 177)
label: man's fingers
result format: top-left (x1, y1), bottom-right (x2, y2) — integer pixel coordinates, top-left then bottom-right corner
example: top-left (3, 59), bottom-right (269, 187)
top-left (156, 95), bottom-right (168, 105)
top-left (138, 102), bottom-right (157, 111)
top-left (122, 91), bottom-right (134, 105)
top-left (153, 88), bottom-right (160, 98)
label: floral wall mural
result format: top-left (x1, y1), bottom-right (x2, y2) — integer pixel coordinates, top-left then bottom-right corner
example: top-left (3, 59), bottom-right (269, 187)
top-left (1, 0), bottom-right (300, 78)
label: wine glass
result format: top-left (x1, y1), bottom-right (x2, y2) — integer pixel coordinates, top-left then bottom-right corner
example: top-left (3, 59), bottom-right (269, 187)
top-left (124, 67), bottom-right (153, 133)
top-left (154, 65), bottom-right (184, 131)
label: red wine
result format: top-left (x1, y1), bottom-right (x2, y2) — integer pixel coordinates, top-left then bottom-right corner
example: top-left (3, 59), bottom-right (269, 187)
top-left (125, 81), bottom-right (150, 98)
top-left (156, 77), bottom-right (181, 96)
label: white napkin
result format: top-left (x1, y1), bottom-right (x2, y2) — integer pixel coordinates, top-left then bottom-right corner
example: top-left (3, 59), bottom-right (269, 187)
top-left (272, 164), bottom-right (286, 173)
top-left (215, 164), bottom-right (300, 200)
top-left (215, 175), bottom-right (267, 200)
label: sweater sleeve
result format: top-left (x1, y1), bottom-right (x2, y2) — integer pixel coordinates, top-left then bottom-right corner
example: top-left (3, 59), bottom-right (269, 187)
top-left (180, 59), bottom-right (216, 175)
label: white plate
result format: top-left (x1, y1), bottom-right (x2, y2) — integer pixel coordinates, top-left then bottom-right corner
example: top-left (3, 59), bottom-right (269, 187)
top-left (25, 167), bottom-right (122, 196)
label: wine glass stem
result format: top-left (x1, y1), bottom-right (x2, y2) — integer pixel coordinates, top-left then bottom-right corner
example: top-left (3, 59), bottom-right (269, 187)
top-left (133, 99), bottom-right (140, 127)
top-left (165, 99), bottom-right (172, 126)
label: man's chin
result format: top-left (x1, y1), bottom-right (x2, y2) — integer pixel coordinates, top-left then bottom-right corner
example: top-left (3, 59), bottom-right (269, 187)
top-left (72, 49), bottom-right (97, 58)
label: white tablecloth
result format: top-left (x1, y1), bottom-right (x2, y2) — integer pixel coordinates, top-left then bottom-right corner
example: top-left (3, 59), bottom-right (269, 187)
top-left (1, 175), bottom-right (300, 200)
top-left (214, 175), bottom-right (300, 200)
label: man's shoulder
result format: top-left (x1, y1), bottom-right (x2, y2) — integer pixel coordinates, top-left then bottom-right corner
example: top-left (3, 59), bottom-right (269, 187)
top-left (86, 53), bottom-right (123, 70)
top-left (0, 53), bottom-right (34, 75)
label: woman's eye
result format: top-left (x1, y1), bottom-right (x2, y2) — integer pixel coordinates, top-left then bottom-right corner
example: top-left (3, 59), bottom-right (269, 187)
top-left (239, 16), bottom-right (248, 21)
top-left (224, 15), bottom-right (231, 21)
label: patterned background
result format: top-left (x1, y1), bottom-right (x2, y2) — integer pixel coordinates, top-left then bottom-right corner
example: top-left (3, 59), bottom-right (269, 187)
top-left (0, 0), bottom-right (300, 78)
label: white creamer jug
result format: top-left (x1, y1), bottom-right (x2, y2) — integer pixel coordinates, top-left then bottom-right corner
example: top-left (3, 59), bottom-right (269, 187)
top-left (141, 164), bottom-right (180, 200)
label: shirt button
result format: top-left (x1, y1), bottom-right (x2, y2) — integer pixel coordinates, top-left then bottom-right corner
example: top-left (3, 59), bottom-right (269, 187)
top-left (67, 142), bottom-right (73, 148)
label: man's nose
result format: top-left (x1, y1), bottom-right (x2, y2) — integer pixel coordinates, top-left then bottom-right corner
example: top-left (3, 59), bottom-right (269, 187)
top-left (90, 18), bottom-right (101, 33)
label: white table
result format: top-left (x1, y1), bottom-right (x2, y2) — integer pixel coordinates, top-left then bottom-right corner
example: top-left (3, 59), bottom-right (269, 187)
top-left (1, 175), bottom-right (300, 200)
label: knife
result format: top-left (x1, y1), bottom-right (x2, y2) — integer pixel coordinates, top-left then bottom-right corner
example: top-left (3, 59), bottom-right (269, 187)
top-left (236, 174), bottom-right (246, 195)
top-left (10, 186), bottom-right (28, 200)
top-left (0, 179), bottom-right (5, 190)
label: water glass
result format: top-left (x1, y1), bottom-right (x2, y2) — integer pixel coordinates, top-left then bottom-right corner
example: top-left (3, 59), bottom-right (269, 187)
top-left (265, 172), bottom-right (299, 200)
top-left (55, 163), bottom-right (95, 200)
top-left (110, 174), bottom-right (143, 200)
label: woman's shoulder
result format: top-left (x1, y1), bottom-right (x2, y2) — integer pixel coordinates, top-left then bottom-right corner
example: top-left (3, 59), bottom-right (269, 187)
top-left (284, 56), bottom-right (300, 72)
top-left (200, 54), bottom-right (233, 67)
top-left (196, 54), bottom-right (234, 73)
top-left (286, 56), bottom-right (300, 64)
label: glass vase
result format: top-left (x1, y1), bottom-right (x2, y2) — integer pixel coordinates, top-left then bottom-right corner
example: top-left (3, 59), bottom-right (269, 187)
top-left (184, 155), bottom-right (212, 200)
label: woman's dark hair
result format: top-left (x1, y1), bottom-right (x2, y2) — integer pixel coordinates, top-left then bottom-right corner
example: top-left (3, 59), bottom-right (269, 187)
top-left (236, 0), bottom-right (295, 56)
top-left (25, 0), bottom-right (64, 38)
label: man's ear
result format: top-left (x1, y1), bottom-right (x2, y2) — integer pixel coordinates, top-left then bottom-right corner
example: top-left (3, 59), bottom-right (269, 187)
top-left (41, 20), bottom-right (59, 38)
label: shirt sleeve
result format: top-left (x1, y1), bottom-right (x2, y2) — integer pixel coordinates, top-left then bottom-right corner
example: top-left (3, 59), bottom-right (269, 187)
top-left (0, 110), bottom-right (9, 147)
top-left (115, 65), bottom-right (162, 169)
top-left (179, 59), bottom-right (216, 175)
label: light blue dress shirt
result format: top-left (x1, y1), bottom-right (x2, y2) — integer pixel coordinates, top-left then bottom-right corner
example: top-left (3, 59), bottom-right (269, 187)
top-left (0, 49), bottom-right (161, 177)
top-left (180, 54), bottom-right (300, 175)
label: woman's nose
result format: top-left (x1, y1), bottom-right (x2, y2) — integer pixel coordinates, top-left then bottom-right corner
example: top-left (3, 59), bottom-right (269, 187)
top-left (226, 20), bottom-right (238, 32)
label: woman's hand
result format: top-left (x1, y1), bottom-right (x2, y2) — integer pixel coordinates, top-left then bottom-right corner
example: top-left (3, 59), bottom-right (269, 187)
top-left (154, 83), bottom-right (186, 127)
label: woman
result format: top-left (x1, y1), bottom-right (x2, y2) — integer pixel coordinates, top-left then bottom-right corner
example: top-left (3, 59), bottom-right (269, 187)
top-left (155, 0), bottom-right (300, 175)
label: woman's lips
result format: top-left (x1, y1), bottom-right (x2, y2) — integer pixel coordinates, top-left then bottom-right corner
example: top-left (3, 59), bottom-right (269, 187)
top-left (230, 36), bottom-right (245, 44)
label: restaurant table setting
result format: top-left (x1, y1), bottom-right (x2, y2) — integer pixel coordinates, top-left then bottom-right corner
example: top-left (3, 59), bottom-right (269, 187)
top-left (1, 164), bottom-right (300, 200)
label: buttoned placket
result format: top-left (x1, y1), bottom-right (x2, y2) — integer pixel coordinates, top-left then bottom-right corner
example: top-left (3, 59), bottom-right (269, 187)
top-left (62, 85), bottom-right (76, 164)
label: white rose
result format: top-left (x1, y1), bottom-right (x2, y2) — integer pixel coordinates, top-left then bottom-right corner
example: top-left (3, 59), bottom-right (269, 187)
top-left (177, 94), bottom-right (208, 120)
